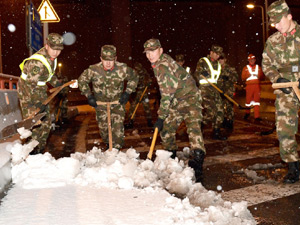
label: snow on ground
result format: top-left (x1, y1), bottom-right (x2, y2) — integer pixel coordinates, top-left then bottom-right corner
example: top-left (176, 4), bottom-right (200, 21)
top-left (0, 140), bottom-right (256, 225)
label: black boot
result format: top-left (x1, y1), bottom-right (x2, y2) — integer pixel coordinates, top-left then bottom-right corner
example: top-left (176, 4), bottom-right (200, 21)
top-left (225, 120), bottom-right (233, 130)
top-left (283, 161), bottom-right (300, 184)
top-left (147, 119), bottom-right (153, 127)
top-left (212, 128), bottom-right (227, 140)
top-left (243, 113), bottom-right (250, 120)
top-left (125, 119), bottom-right (134, 129)
top-left (222, 118), bottom-right (228, 128)
top-left (168, 150), bottom-right (176, 159)
top-left (188, 149), bottom-right (205, 183)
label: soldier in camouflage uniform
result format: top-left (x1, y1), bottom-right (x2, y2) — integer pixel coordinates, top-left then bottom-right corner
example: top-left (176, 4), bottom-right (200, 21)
top-left (144, 38), bottom-right (205, 182)
top-left (175, 54), bottom-right (191, 74)
top-left (217, 53), bottom-right (238, 130)
top-left (55, 71), bottom-right (69, 125)
top-left (17, 33), bottom-right (64, 154)
top-left (262, 0), bottom-right (300, 183)
top-left (78, 45), bottom-right (138, 149)
top-left (194, 45), bottom-right (227, 140)
top-left (126, 62), bottom-right (153, 128)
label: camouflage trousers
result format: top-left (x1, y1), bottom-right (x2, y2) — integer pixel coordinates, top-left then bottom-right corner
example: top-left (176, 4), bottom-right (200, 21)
top-left (19, 102), bottom-right (52, 150)
top-left (128, 89), bottom-right (152, 120)
top-left (275, 91), bottom-right (300, 163)
top-left (160, 91), bottom-right (206, 152)
top-left (200, 85), bottom-right (224, 129)
top-left (55, 96), bottom-right (68, 121)
top-left (95, 103), bottom-right (125, 149)
top-left (222, 94), bottom-right (235, 120)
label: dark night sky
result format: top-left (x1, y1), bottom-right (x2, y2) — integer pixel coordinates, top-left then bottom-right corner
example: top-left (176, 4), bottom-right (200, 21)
top-left (1, 0), bottom-right (300, 81)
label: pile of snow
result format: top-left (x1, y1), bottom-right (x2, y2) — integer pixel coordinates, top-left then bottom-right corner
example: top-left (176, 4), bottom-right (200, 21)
top-left (0, 141), bottom-right (256, 225)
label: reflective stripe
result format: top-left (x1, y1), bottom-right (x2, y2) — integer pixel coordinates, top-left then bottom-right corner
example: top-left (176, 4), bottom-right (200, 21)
top-left (20, 72), bottom-right (27, 80)
top-left (245, 101), bottom-right (260, 107)
top-left (199, 57), bottom-right (221, 84)
top-left (200, 78), bottom-right (218, 84)
top-left (246, 65), bottom-right (259, 81)
top-left (19, 54), bottom-right (57, 86)
top-left (37, 81), bottom-right (47, 86)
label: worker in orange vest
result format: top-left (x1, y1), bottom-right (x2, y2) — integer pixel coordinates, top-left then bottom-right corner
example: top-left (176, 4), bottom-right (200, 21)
top-left (241, 54), bottom-right (264, 121)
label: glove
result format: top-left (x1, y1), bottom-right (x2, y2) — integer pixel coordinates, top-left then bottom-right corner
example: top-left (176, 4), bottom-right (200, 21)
top-left (54, 81), bottom-right (62, 88)
top-left (36, 103), bottom-right (47, 114)
top-left (202, 71), bottom-right (210, 77)
top-left (119, 92), bottom-right (130, 105)
top-left (222, 76), bottom-right (229, 81)
top-left (276, 77), bottom-right (292, 94)
top-left (87, 95), bottom-right (97, 108)
top-left (154, 118), bottom-right (164, 132)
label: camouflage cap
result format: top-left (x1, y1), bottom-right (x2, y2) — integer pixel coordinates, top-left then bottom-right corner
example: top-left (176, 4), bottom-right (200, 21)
top-left (47, 33), bottom-right (64, 50)
top-left (219, 52), bottom-right (226, 60)
top-left (267, 0), bottom-right (289, 24)
top-left (143, 39), bottom-right (161, 52)
top-left (211, 45), bottom-right (223, 55)
top-left (101, 45), bottom-right (117, 60)
top-left (175, 54), bottom-right (185, 62)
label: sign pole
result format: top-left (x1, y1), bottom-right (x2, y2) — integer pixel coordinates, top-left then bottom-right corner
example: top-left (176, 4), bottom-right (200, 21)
top-left (43, 22), bottom-right (48, 45)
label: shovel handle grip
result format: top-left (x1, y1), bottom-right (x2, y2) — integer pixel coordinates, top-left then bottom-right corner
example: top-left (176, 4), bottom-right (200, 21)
top-left (147, 128), bottom-right (158, 160)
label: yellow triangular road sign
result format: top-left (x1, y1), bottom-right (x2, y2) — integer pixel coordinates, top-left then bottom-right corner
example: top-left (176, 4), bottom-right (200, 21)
top-left (38, 0), bottom-right (60, 23)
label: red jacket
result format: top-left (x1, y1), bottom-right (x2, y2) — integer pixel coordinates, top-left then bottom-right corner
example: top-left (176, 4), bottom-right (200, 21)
top-left (241, 64), bottom-right (264, 85)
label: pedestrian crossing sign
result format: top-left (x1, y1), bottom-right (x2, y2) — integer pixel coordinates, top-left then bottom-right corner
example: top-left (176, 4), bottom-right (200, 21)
top-left (38, 0), bottom-right (60, 23)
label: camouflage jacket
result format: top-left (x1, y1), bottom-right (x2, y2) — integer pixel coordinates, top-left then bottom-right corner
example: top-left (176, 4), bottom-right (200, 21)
top-left (17, 47), bottom-right (60, 104)
top-left (152, 53), bottom-right (200, 120)
top-left (134, 65), bottom-right (152, 91)
top-left (194, 55), bottom-right (220, 84)
top-left (78, 61), bottom-right (138, 102)
top-left (217, 63), bottom-right (238, 95)
top-left (262, 21), bottom-right (300, 83)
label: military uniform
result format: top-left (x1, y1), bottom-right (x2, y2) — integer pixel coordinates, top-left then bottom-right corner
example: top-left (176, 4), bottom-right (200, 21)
top-left (194, 45), bottom-right (226, 140)
top-left (144, 39), bottom-right (205, 182)
top-left (262, 0), bottom-right (300, 183)
top-left (175, 54), bottom-right (191, 74)
top-left (127, 62), bottom-right (153, 126)
top-left (55, 72), bottom-right (69, 124)
top-left (78, 45), bottom-right (138, 149)
top-left (17, 33), bottom-right (64, 153)
top-left (217, 55), bottom-right (238, 128)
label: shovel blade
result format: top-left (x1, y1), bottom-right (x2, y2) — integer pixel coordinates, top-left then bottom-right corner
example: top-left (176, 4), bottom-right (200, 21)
top-left (0, 113), bottom-right (46, 140)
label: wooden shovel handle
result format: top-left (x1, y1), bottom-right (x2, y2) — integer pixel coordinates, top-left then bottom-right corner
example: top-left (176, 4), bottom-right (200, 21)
top-left (147, 127), bottom-right (158, 160)
top-left (272, 82), bottom-right (299, 89)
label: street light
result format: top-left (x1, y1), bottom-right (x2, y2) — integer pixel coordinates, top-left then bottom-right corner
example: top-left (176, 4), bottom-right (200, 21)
top-left (265, 0), bottom-right (269, 39)
top-left (247, 3), bottom-right (266, 47)
top-left (58, 63), bottom-right (62, 75)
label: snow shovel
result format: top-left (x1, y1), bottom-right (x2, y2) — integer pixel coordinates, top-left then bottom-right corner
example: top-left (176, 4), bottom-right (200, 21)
top-left (49, 80), bottom-right (77, 93)
top-left (97, 100), bottom-right (119, 151)
top-left (0, 80), bottom-right (75, 140)
top-left (272, 81), bottom-right (300, 101)
top-left (0, 112), bottom-right (46, 141)
top-left (147, 127), bottom-right (158, 160)
top-left (200, 75), bottom-right (251, 110)
top-left (126, 86), bottom-right (148, 128)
